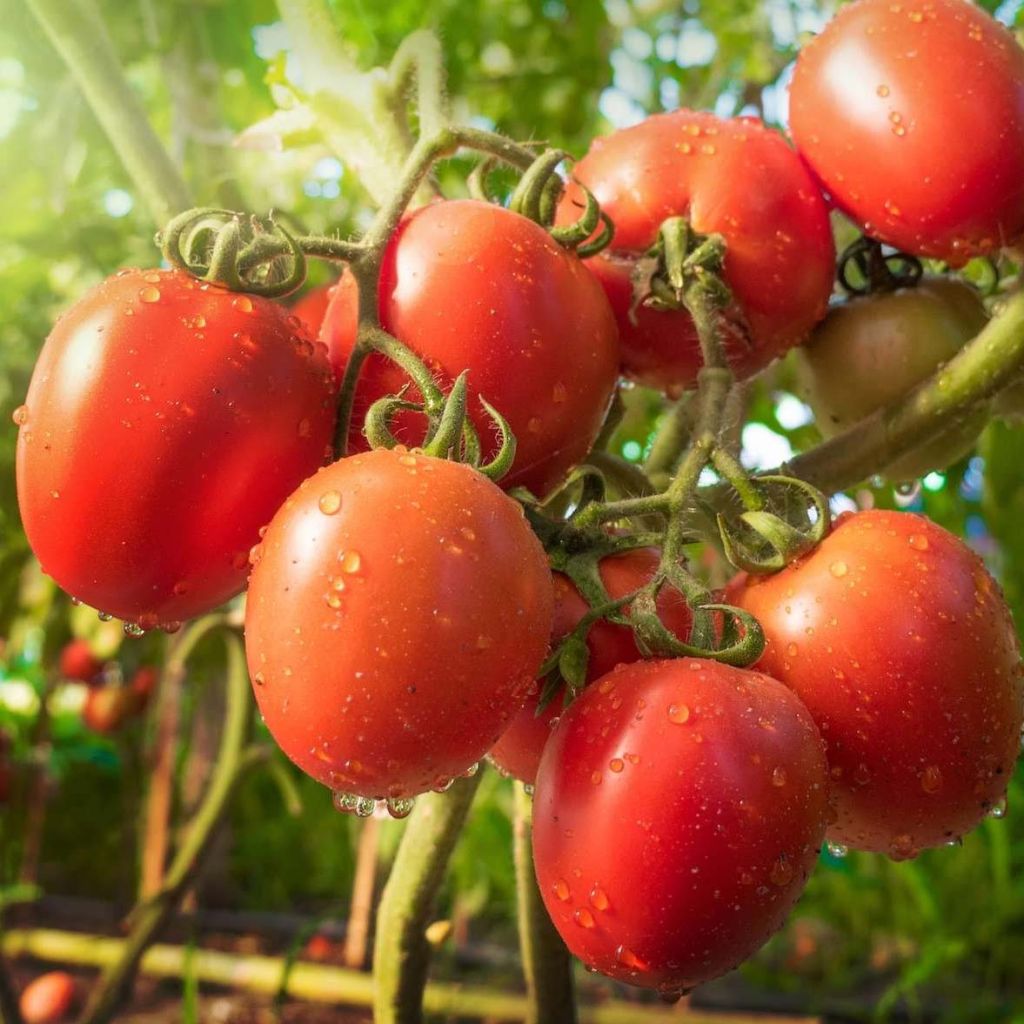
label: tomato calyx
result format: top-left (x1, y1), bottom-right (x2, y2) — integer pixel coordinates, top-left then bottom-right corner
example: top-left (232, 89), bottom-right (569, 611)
top-left (838, 235), bottom-right (923, 297)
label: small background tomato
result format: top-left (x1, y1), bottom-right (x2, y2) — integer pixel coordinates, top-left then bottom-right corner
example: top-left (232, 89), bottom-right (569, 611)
top-left (558, 110), bottom-right (834, 393)
top-left (794, 278), bottom-right (989, 480)
top-left (733, 510), bottom-right (1024, 856)
top-left (489, 547), bottom-right (692, 783)
top-left (16, 269), bottom-right (337, 626)
top-left (532, 658), bottom-right (828, 993)
top-left (246, 448), bottom-right (554, 799)
top-left (58, 639), bottom-right (103, 684)
top-left (790, 0), bottom-right (1024, 261)
top-left (19, 972), bottom-right (76, 1024)
top-left (320, 200), bottom-right (620, 497)
top-left (82, 685), bottom-right (145, 734)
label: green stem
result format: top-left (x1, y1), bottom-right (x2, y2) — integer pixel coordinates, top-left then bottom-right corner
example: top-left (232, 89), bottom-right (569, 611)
top-left (373, 773), bottom-right (483, 1024)
top-left (25, 0), bottom-right (192, 226)
top-left (711, 448), bottom-right (763, 512)
top-left (79, 631), bottom-right (257, 1024)
top-left (786, 286), bottom-right (1024, 492)
top-left (387, 31), bottom-right (447, 140)
top-left (644, 393), bottom-right (695, 479)
top-left (513, 784), bottom-right (577, 1024)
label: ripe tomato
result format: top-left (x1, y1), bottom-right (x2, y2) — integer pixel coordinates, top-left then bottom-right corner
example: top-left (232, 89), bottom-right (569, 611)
top-left (320, 200), bottom-right (619, 497)
top-left (19, 972), bottom-right (76, 1024)
top-left (489, 547), bottom-right (693, 784)
top-left (790, 0), bottom-right (1024, 261)
top-left (82, 685), bottom-right (145, 734)
top-left (292, 283), bottom-right (334, 337)
top-left (532, 658), bottom-right (828, 993)
top-left (245, 448), bottom-right (554, 800)
top-left (556, 110), bottom-right (834, 394)
top-left (732, 510), bottom-right (1023, 857)
top-left (58, 639), bottom-right (104, 684)
top-left (16, 269), bottom-right (337, 628)
top-left (129, 665), bottom-right (159, 703)
top-left (794, 278), bottom-right (989, 480)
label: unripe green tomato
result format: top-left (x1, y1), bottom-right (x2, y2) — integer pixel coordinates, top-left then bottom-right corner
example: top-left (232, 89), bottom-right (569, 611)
top-left (794, 278), bottom-right (989, 481)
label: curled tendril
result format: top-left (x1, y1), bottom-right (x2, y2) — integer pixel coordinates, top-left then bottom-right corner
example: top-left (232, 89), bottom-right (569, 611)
top-left (363, 391), bottom-right (425, 451)
top-left (158, 206), bottom-right (307, 298)
top-left (467, 157), bottom-right (500, 203)
top-left (838, 235), bottom-right (923, 296)
top-left (717, 474), bottom-right (831, 574)
top-left (476, 396), bottom-right (517, 481)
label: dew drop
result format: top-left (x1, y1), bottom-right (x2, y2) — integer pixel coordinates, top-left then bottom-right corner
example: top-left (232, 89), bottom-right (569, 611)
top-left (386, 797), bottom-right (415, 819)
top-left (908, 534), bottom-right (929, 551)
top-left (609, 757), bottom-right (625, 773)
top-left (573, 908), bottom-right (595, 929)
top-left (340, 550), bottom-right (362, 574)
top-left (769, 855), bottom-right (794, 886)
top-left (667, 703), bottom-right (691, 724)
top-left (553, 879), bottom-right (570, 901)
top-left (233, 296), bottom-right (254, 313)
top-left (616, 945), bottom-right (646, 970)
top-left (921, 764), bottom-right (943, 793)
top-left (97, 612), bottom-right (113, 622)
top-left (253, 672), bottom-right (266, 687)
top-left (829, 561), bottom-right (849, 578)
top-left (877, 83), bottom-right (891, 96)
top-left (123, 622), bottom-right (146, 638)
top-left (889, 834), bottom-right (918, 860)
top-left (433, 776), bottom-right (454, 793)
top-left (589, 886), bottom-right (610, 911)
top-left (989, 796), bottom-right (1008, 819)
top-left (12, 405), bottom-right (28, 426)
top-left (771, 767), bottom-right (788, 787)
top-left (318, 490), bottom-right (343, 515)
top-left (139, 286), bottom-right (161, 303)
top-left (826, 841), bottom-right (849, 858)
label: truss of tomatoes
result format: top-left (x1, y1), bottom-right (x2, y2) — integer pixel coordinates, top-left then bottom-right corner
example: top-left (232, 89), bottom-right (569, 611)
top-left (13, 0), bottom-right (1024, 997)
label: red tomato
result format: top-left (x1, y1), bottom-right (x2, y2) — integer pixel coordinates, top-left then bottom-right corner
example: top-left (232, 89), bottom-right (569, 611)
top-left (82, 685), bottom-right (145, 734)
top-left (557, 111), bottom-right (835, 394)
top-left (304, 934), bottom-right (334, 961)
top-left (19, 972), bottom-right (76, 1024)
top-left (732, 510), bottom-right (1023, 857)
top-left (245, 448), bottom-right (554, 800)
top-left (16, 269), bottom-right (337, 628)
top-left (532, 658), bottom-right (828, 993)
top-left (490, 547), bottom-right (693, 783)
top-left (790, 0), bottom-right (1024, 261)
top-left (129, 665), bottom-right (159, 703)
top-left (58, 639), bottom-right (103, 684)
top-left (320, 200), bottom-right (620, 497)
top-left (292, 283), bottom-right (334, 337)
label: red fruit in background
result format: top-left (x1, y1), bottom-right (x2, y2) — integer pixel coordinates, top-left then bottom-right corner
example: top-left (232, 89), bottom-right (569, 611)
top-left (304, 934), bottom-right (333, 961)
top-left (790, 0), bottom-right (1024, 262)
top-left (489, 547), bottom-right (693, 783)
top-left (292, 283), bottom-right (334, 337)
top-left (320, 200), bottom-right (620, 497)
top-left (532, 658), bottom-right (828, 993)
top-left (129, 665), bottom-right (159, 704)
top-left (731, 510), bottom-right (1024, 856)
top-left (19, 972), bottom-right (76, 1024)
top-left (82, 685), bottom-right (145, 735)
top-left (557, 110), bottom-right (834, 394)
top-left (245, 448), bottom-right (555, 799)
top-left (16, 268), bottom-right (337, 627)
top-left (58, 639), bottom-right (103, 684)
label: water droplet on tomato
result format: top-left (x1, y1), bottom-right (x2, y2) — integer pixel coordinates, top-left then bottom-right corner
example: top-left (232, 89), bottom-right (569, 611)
top-left (340, 550), bottom-right (362, 574)
top-left (772, 767), bottom-right (788, 787)
top-left (138, 612), bottom-right (159, 631)
top-left (989, 797), bottom-right (1008, 819)
top-left (921, 764), bottom-right (943, 793)
top-left (908, 534), bottom-right (929, 551)
top-left (589, 886), bottom-right (610, 911)
top-left (889, 834), bottom-right (918, 860)
top-left (253, 672), bottom-right (266, 687)
top-left (553, 879), bottom-right (570, 901)
top-left (12, 405), bottom-right (28, 426)
top-left (233, 296), bottom-right (254, 313)
top-left (616, 945), bottom-right (646, 970)
top-left (573, 908), bottom-right (595, 929)
top-left (667, 703), bottom-right (690, 724)
top-left (319, 490), bottom-right (342, 515)
top-left (829, 561), bottom-right (848, 578)
top-left (877, 84), bottom-right (891, 97)
top-left (769, 855), bottom-right (794, 886)
top-left (826, 841), bottom-right (848, 859)
top-left (123, 622), bottom-right (145, 638)
top-left (609, 758), bottom-right (625, 773)
top-left (386, 797), bottom-right (415, 819)
top-left (139, 286), bottom-right (161, 303)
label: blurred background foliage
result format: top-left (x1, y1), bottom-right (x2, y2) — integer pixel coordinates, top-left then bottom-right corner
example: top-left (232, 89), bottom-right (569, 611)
top-left (2, 0), bottom-right (1024, 1020)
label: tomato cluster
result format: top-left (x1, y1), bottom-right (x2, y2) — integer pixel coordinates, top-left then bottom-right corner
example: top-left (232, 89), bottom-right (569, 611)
top-left (13, 0), bottom-right (1024, 1000)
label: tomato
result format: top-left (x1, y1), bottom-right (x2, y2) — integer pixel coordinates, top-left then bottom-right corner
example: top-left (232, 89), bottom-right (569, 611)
top-left (16, 269), bottom-right (337, 628)
top-left (320, 200), bottom-right (619, 497)
top-left (732, 510), bottom-right (1023, 857)
top-left (129, 665), bottom-right (159, 703)
top-left (556, 111), bottom-right (835, 394)
top-left (794, 278), bottom-right (989, 480)
top-left (489, 547), bottom-right (693, 783)
top-left (790, 0), bottom-right (1024, 262)
top-left (82, 684), bottom-right (145, 734)
top-left (19, 972), bottom-right (76, 1024)
top-left (292, 283), bottom-right (334, 337)
top-left (245, 448), bottom-right (554, 800)
top-left (58, 639), bottom-right (104, 684)
top-left (532, 658), bottom-right (828, 993)
top-left (304, 934), bottom-right (334, 961)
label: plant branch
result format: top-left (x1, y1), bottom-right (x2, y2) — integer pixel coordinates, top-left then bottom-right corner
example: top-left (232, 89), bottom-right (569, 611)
top-left (0, 950), bottom-right (22, 1024)
top-left (80, 630), bottom-right (257, 1024)
top-left (25, 0), bottom-right (192, 226)
top-left (373, 773), bottom-right (483, 1024)
top-left (513, 783), bottom-right (577, 1024)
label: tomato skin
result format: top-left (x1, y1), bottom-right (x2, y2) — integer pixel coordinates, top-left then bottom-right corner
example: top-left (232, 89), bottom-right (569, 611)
top-left (794, 278), bottom-right (989, 480)
top-left (790, 0), bottom-right (1024, 261)
top-left (732, 510), bottom-right (1023, 856)
top-left (532, 658), bottom-right (828, 992)
top-left (16, 269), bottom-right (337, 627)
top-left (489, 547), bottom-right (692, 783)
top-left (319, 200), bottom-right (620, 496)
top-left (19, 972), bottom-right (76, 1024)
top-left (245, 448), bottom-right (554, 799)
top-left (58, 639), bottom-right (103, 684)
top-left (557, 111), bottom-right (835, 393)
top-left (292, 284), bottom-right (334, 337)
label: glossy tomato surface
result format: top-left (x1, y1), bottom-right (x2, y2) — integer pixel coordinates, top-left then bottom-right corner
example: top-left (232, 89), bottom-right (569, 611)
top-left (794, 278), bottom-right (989, 480)
top-left (532, 658), bottom-right (828, 993)
top-left (557, 110), bottom-right (834, 393)
top-left (320, 200), bottom-right (620, 497)
top-left (489, 547), bottom-right (692, 783)
top-left (733, 510), bottom-right (1023, 856)
top-left (16, 269), bottom-right (337, 628)
top-left (245, 448), bottom-right (554, 799)
top-left (790, 0), bottom-right (1024, 261)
